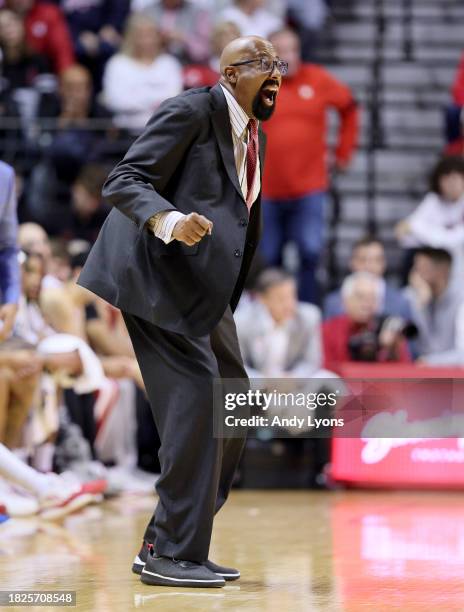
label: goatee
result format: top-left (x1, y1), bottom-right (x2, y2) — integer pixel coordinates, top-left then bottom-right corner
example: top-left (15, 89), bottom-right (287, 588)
top-left (252, 91), bottom-right (276, 121)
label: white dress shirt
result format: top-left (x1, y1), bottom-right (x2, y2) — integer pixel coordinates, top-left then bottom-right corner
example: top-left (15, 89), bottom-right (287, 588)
top-left (149, 84), bottom-right (260, 244)
top-left (258, 309), bottom-right (291, 377)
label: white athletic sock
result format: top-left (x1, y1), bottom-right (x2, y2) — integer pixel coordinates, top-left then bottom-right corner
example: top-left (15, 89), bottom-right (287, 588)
top-left (0, 443), bottom-right (49, 497)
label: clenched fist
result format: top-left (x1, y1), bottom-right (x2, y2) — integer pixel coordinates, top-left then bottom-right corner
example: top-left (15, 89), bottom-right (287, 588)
top-left (172, 213), bottom-right (213, 246)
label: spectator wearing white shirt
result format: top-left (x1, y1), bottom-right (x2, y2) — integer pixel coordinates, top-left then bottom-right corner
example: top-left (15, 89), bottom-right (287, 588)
top-left (220, 0), bottom-right (283, 39)
top-left (396, 156), bottom-right (464, 286)
top-left (102, 12), bottom-right (183, 132)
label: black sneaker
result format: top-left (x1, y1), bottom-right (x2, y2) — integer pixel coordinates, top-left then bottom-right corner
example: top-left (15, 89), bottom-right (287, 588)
top-left (140, 554), bottom-right (226, 588)
top-left (132, 541), bottom-right (240, 580)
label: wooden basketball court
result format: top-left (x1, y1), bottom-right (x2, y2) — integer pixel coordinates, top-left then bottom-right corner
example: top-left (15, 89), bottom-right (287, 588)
top-left (1, 490), bottom-right (463, 611)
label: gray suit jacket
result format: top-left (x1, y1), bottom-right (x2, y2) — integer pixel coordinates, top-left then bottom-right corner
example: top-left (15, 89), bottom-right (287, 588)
top-left (77, 84), bottom-right (266, 336)
top-left (235, 301), bottom-right (322, 377)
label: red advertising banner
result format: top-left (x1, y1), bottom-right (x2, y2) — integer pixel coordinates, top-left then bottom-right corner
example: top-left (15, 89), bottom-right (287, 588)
top-left (331, 363), bottom-right (464, 488)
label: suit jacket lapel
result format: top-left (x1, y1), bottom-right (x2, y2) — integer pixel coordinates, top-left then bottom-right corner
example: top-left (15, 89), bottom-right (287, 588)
top-left (211, 84), bottom-right (246, 203)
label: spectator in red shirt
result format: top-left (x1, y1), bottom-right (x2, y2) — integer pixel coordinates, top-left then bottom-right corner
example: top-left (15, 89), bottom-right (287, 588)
top-left (322, 272), bottom-right (411, 374)
top-left (452, 52), bottom-right (464, 107)
top-left (446, 56), bottom-right (464, 155)
top-left (5, 0), bottom-right (74, 73)
top-left (261, 27), bottom-right (359, 304)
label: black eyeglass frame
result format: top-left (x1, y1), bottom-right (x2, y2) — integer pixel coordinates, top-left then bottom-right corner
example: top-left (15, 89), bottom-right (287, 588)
top-left (229, 58), bottom-right (289, 75)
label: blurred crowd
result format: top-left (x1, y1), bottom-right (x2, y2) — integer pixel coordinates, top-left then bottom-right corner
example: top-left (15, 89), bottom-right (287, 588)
top-left (2, 0), bottom-right (464, 518)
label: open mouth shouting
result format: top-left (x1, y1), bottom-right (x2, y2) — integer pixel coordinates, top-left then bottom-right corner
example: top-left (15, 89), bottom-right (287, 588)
top-left (259, 79), bottom-right (280, 107)
top-left (252, 77), bottom-right (280, 120)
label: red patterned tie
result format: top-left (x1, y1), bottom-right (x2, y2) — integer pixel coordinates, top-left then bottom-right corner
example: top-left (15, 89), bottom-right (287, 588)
top-left (246, 119), bottom-right (259, 211)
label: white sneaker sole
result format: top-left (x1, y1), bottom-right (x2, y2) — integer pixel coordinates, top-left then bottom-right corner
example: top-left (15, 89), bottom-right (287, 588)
top-left (40, 493), bottom-right (94, 520)
top-left (140, 567), bottom-right (225, 587)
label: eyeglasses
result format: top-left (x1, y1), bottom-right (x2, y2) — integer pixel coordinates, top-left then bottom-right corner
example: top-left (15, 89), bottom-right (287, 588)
top-left (229, 57), bottom-right (289, 75)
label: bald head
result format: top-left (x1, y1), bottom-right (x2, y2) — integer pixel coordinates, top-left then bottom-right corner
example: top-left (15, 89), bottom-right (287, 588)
top-left (219, 35), bottom-right (273, 75)
top-left (219, 35), bottom-right (282, 121)
top-left (19, 222), bottom-right (47, 246)
top-left (18, 222), bottom-right (52, 261)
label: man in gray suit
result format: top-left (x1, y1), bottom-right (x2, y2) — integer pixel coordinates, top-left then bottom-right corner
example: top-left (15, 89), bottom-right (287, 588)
top-left (235, 268), bottom-right (336, 482)
top-left (236, 268), bottom-right (322, 378)
top-left (77, 36), bottom-right (285, 587)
